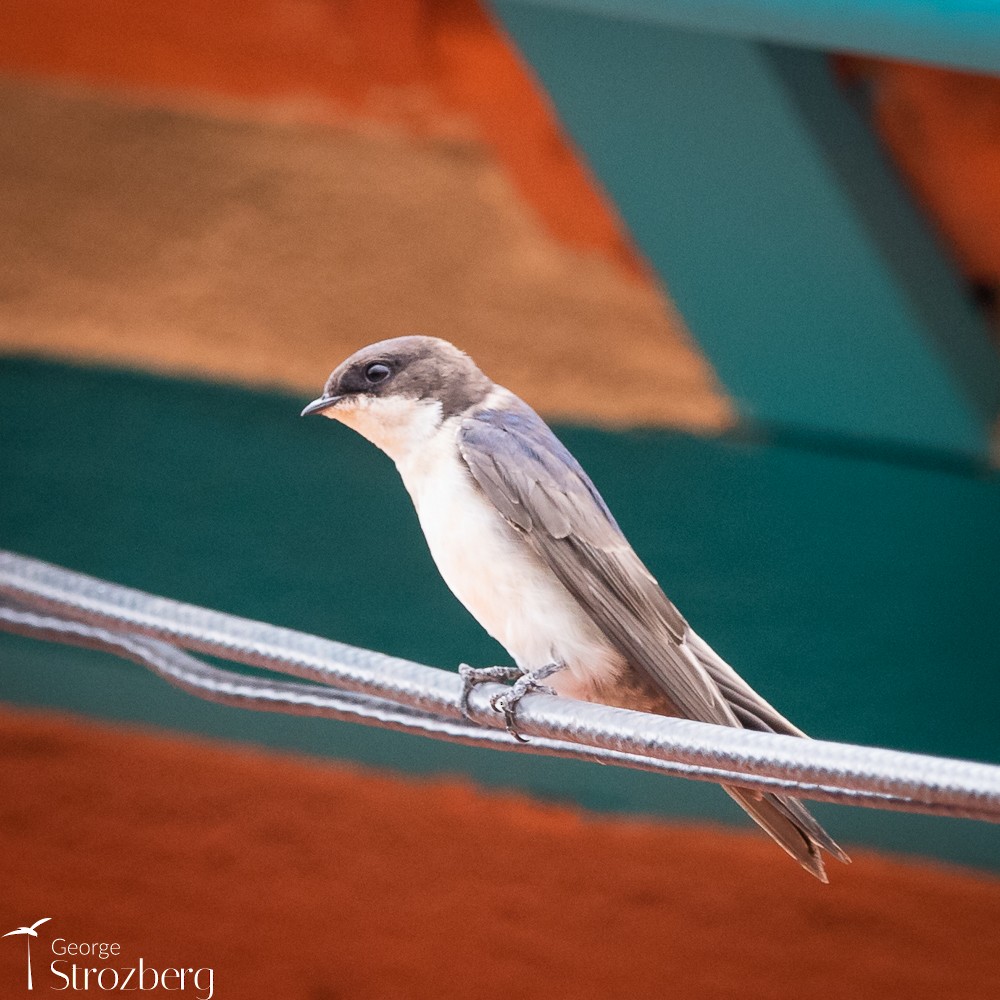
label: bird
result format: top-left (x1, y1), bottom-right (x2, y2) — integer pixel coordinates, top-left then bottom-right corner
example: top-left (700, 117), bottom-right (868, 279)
top-left (302, 335), bottom-right (848, 881)
top-left (4, 917), bottom-right (51, 991)
top-left (2, 918), bottom-right (51, 936)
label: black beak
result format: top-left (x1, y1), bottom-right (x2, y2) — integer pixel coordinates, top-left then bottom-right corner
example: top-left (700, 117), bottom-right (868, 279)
top-left (300, 395), bottom-right (342, 417)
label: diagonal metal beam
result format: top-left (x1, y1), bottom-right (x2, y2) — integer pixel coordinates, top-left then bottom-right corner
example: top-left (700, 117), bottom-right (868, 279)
top-left (490, 3), bottom-right (1000, 459)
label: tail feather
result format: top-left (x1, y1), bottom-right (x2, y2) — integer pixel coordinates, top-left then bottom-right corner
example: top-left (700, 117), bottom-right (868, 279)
top-left (725, 785), bottom-right (850, 881)
top-left (770, 793), bottom-right (851, 864)
top-left (686, 631), bottom-right (850, 879)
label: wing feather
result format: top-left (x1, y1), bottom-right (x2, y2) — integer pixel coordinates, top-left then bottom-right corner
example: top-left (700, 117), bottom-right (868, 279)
top-left (459, 404), bottom-right (734, 725)
top-left (456, 402), bottom-right (846, 875)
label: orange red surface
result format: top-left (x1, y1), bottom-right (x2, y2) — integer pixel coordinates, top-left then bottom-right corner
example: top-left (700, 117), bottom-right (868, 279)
top-left (840, 56), bottom-right (1000, 287)
top-left (1, 705), bottom-right (998, 999)
top-left (3, 2), bottom-right (1000, 285)
top-left (3, 8), bottom-right (1000, 995)
top-left (0, 0), bottom-right (643, 275)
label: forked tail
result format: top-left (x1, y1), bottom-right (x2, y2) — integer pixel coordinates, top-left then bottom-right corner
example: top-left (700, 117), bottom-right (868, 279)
top-left (725, 785), bottom-right (850, 882)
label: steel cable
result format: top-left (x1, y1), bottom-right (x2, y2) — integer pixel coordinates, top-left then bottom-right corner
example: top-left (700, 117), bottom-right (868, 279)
top-left (1, 550), bottom-right (999, 823)
top-left (3, 603), bottom-right (911, 803)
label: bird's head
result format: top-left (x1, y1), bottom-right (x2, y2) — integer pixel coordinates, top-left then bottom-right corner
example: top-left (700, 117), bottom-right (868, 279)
top-left (301, 336), bottom-right (492, 461)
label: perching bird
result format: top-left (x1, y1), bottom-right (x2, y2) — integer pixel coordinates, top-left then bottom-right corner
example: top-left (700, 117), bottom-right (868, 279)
top-left (302, 336), bottom-right (847, 880)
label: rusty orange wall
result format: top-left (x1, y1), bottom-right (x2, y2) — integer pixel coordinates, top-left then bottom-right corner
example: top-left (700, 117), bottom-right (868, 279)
top-left (0, 0), bottom-right (643, 274)
top-left (840, 55), bottom-right (1000, 291)
top-left (2, 3), bottom-right (998, 285)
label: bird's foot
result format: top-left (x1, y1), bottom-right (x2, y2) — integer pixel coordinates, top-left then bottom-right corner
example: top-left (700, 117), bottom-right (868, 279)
top-left (489, 662), bottom-right (565, 743)
top-left (458, 664), bottom-right (522, 720)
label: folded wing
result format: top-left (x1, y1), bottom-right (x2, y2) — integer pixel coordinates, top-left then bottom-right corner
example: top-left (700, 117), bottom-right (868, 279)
top-left (457, 401), bottom-right (847, 877)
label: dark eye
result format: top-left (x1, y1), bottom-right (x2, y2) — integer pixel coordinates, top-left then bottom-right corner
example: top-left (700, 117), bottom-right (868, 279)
top-left (364, 362), bottom-right (391, 384)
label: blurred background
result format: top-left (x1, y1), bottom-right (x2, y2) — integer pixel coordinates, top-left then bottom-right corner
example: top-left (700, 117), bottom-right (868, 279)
top-left (1, 2), bottom-right (999, 997)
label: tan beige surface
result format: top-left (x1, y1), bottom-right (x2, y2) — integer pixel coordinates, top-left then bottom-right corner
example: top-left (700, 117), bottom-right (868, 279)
top-left (0, 79), bottom-right (731, 431)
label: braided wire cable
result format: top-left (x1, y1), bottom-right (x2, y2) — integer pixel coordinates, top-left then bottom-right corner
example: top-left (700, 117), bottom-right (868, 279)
top-left (1, 550), bottom-right (999, 822)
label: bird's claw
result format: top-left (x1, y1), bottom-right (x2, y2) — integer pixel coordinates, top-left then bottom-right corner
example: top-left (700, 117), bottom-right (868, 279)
top-left (491, 691), bottom-right (529, 742)
top-left (489, 669), bottom-right (561, 743)
top-left (459, 662), bottom-right (565, 740)
top-left (490, 689), bottom-right (551, 743)
top-left (458, 664), bottom-right (522, 719)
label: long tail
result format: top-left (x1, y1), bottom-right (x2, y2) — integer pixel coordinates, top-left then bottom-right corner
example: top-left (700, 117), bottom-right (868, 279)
top-left (682, 631), bottom-right (850, 880)
top-left (724, 786), bottom-right (850, 881)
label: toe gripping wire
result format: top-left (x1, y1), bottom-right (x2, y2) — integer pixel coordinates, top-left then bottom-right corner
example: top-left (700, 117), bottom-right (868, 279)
top-left (2, 550), bottom-right (1000, 824)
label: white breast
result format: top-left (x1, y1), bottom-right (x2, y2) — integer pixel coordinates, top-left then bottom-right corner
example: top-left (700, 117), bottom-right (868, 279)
top-left (395, 417), bottom-right (620, 697)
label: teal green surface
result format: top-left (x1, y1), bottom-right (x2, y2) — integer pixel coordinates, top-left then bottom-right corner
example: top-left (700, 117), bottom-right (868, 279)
top-left (489, 5), bottom-right (1000, 458)
top-left (1, 357), bottom-right (999, 870)
top-left (489, 1), bottom-right (1000, 75)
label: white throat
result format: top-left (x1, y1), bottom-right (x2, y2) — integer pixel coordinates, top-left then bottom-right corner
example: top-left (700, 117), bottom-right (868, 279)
top-left (323, 394), bottom-right (445, 465)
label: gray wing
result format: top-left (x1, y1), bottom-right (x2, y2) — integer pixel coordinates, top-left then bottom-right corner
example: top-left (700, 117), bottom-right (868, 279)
top-left (458, 402), bottom-right (793, 731)
top-left (460, 403), bottom-right (845, 873)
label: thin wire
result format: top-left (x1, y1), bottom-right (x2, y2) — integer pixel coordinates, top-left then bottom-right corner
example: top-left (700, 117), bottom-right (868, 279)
top-left (2, 604), bottom-right (915, 807)
top-left (2, 550), bottom-right (1000, 823)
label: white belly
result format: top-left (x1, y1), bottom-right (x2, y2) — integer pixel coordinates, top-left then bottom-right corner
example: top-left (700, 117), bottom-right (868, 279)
top-left (395, 421), bottom-right (619, 697)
